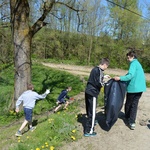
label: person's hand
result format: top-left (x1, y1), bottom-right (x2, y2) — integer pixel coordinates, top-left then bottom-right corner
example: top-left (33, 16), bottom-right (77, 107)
top-left (104, 74), bottom-right (111, 79)
top-left (15, 108), bottom-right (19, 113)
top-left (113, 76), bottom-right (120, 81)
top-left (45, 89), bottom-right (50, 94)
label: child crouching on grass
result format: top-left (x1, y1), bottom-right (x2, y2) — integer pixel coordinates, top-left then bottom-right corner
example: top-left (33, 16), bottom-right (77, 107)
top-left (54, 87), bottom-right (72, 113)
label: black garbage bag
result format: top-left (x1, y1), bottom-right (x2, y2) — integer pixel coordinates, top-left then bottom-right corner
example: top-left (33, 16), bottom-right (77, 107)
top-left (104, 79), bottom-right (127, 129)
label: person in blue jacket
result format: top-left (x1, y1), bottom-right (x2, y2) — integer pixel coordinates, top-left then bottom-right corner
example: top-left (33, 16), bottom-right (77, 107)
top-left (114, 50), bottom-right (146, 130)
top-left (15, 83), bottom-right (50, 136)
top-left (54, 86), bottom-right (72, 113)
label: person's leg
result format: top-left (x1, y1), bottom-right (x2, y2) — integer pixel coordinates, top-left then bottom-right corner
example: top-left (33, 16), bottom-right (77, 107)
top-left (85, 93), bottom-right (89, 117)
top-left (89, 96), bottom-right (96, 134)
top-left (54, 104), bottom-right (62, 112)
top-left (15, 108), bottom-right (32, 136)
top-left (19, 120), bottom-right (28, 131)
top-left (125, 93), bottom-right (133, 119)
top-left (84, 94), bottom-right (97, 136)
top-left (130, 92), bottom-right (142, 123)
top-left (64, 101), bottom-right (69, 109)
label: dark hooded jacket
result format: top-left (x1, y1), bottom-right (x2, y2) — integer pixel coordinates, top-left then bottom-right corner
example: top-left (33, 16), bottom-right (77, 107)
top-left (85, 66), bottom-right (105, 98)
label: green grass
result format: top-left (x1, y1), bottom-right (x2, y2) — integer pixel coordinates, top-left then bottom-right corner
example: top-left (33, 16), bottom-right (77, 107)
top-left (0, 63), bottom-right (86, 150)
top-left (146, 81), bottom-right (150, 88)
top-left (0, 63), bottom-right (85, 126)
top-left (0, 101), bottom-right (83, 150)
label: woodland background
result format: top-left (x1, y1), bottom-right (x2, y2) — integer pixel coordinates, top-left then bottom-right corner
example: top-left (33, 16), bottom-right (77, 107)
top-left (0, 0), bottom-right (150, 111)
top-left (0, 1), bottom-right (150, 149)
top-left (0, 0), bottom-right (150, 71)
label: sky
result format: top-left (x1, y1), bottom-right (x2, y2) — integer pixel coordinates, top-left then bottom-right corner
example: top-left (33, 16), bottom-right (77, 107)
top-left (139, 0), bottom-right (150, 17)
top-left (101, 0), bottom-right (150, 19)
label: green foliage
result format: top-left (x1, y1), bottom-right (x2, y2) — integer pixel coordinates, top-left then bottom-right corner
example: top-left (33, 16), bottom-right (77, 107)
top-left (146, 81), bottom-right (150, 88)
top-left (0, 63), bottom-right (84, 125)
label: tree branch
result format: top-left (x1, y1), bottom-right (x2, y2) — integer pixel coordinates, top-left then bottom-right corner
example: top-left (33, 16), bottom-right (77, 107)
top-left (30, 0), bottom-right (86, 36)
top-left (30, 0), bottom-right (55, 36)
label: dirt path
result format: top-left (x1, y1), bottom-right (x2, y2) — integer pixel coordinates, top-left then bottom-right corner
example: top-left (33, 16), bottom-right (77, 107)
top-left (42, 63), bottom-right (150, 81)
top-left (42, 63), bottom-right (150, 150)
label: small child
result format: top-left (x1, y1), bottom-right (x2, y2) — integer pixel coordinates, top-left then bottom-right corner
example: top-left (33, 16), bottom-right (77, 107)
top-left (54, 87), bottom-right (72, 113)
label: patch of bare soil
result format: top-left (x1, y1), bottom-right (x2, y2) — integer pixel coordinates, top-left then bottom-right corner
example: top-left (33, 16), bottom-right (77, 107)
top-left (43, 63), bottom-right (150, 150)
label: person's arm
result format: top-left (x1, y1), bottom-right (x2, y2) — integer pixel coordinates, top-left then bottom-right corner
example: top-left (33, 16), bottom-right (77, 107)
top-left (15, 95), bottom-right (23, 112)
top-left (41, 89), bottom-right (50, 98)
top-left (66, 95), bottom-right (70, 99)
top-left (120, 63), bottom-right (136, 81)
top-left (114, 62), bottom-right (136, 81)
top-left (98, 68), bottom-right (105, 87)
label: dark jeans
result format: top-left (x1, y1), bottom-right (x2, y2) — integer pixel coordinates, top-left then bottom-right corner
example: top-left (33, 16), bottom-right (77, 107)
top-left (125, 92), bottom-right (142, 123)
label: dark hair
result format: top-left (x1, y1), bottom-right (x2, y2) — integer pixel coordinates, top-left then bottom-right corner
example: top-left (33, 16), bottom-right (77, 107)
top-left (100, 58), bottom-right (109, 66)
top-left (126, 50), bottom-right (137, 58)
top-left (27, 83), bottom-right (34, 90)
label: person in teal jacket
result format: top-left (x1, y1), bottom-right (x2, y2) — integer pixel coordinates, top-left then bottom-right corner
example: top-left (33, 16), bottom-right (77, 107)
top-left (114, 50), bottom-right (146, 130)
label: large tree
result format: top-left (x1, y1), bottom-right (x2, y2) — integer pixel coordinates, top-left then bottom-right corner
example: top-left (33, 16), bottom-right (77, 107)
top-left (9, 0), bottom-right (83, 108)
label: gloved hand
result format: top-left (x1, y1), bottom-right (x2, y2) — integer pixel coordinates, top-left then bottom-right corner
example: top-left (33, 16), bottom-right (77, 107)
top-left (45, 89), bottom-right (50, 94)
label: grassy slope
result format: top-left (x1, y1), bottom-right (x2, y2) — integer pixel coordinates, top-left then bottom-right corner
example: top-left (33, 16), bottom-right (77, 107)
top-left (0, 63), bottom-right (86, 150)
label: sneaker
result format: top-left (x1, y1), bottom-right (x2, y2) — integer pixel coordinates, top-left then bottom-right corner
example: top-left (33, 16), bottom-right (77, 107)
top-left (84, 132), bottom-right (97, 137)
top-left (30, 126), bottom-right (36, 132)
top-left (15, 131), bottom-right (22, 136)
top-left (129, 123), bottom-right (135, 130)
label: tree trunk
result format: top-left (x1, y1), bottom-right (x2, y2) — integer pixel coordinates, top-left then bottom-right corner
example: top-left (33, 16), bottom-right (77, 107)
top-left (10, 0), bottom-right (31, 109)
top-left (87, 36), bottom-right (93, 65)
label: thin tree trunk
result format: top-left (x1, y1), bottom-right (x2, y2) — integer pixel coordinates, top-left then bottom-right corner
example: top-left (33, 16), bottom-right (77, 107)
top-left (88, 36), bottom-right (93, 65)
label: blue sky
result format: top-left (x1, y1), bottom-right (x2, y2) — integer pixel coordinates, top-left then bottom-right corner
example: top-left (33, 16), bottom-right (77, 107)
top-left (101, 0), bottom-right (150, 18)
top-left (139, 0), bottom-right (150, 17)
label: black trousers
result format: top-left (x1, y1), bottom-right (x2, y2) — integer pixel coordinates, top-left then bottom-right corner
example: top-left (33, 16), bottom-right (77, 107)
top-left (125, 92), bottom-right (142, 123)
top-left (84, 93), bottom-right (97, 134)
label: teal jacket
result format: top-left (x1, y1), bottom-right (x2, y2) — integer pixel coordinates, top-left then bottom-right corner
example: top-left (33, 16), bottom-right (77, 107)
top-left (120, 59), bottom-right (146, 93)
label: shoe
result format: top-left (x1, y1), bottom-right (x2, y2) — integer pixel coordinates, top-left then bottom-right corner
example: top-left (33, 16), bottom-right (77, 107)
top-left (129, 123), bottom-right (135, 130)
top-left (15, 131), bottom-right (22, 136)
top-left (84, 132), bottom-right (97, 137)
top-left (30, 126), bottom-right (36, 132)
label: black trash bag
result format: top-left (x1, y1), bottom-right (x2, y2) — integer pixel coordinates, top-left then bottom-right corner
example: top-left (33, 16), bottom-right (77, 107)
top-left (104, 79), bottom-right (126, 129)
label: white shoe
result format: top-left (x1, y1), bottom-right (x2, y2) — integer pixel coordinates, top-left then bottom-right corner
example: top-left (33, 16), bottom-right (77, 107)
top-left (129, 123), bottom-right (135, 130)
